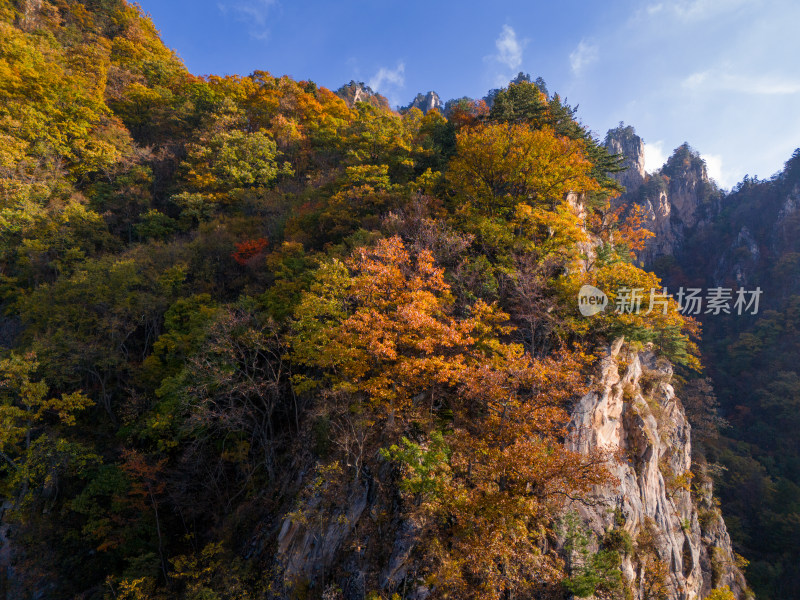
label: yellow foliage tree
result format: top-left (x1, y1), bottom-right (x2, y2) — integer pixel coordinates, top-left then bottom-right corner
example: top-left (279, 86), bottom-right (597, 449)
top-left (448, 122), bottom-right (599, 217)
top-left (0, 352), bottom-right (94, 505)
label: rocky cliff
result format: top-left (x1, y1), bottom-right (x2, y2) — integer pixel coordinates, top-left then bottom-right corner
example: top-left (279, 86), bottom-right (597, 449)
top-left (335, 81), bottom-right (391, 111)
top-left (566, 340), bottom-right (749, 599)
top-left (605, 124), bottom-right (646, 193)
top-left (605, 127), bottom-right (722, 266)
top-left (605, 136), bottom-right (800, 597)
top-left (401, 91), bottom-right (444, 115)
top-left (270, 340), bottom-right (749, 600)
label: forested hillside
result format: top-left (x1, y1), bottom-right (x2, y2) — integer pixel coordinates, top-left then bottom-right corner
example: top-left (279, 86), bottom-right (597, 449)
top-left (0, 2), bottom-right (735, 599)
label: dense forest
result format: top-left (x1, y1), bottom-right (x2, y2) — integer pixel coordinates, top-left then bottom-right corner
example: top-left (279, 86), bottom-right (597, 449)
top-left (0, 1), bottom-right (746, 599)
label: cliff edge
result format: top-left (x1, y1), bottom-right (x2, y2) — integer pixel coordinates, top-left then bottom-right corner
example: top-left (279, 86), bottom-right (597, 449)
top-left (566, 340), bottom-right (749, 600)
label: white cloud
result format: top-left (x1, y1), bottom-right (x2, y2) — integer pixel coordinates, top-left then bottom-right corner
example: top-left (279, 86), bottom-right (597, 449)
top-left (218, 0), bottom-right (277, 38)
top-left (484, 26), bottom-right (530, 87)
top-left (582, 0), bottom-right (799, 194)
top-left (754, 80), bottom-right (800, 95)
top-left (700, 153), bottom-right (726, 186)
top-left (644, 141), bottom-right (667, 173)
top-left (636, 0), bottom-right (751, 22)
top-left (644, 143), bottom-right (731, 187)
top-left (682, 71), bottom-right (709, 89)
top-left (682, 70), bottom-right (800, 95)
top-left (570, 40), bottom-right (599, 76)
top-left (494, 25), bottom-right (523, 71)
top-left (673, 0), bottom-right (752, 20)
top-left (368, 61), bottom-right (405, 93)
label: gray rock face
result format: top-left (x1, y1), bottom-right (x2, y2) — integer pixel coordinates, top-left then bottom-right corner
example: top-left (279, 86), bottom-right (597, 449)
top-left (605, 125), bottom-right (646, 193)
top-left (661, 146), bottom-right (717, 231)
top-left (566, 341), bottom-right (748, 599)
top-left (274, 341), bottom-right (748, 599)
top-left (378, 517), bottom-right (422, 591)
top-left (335, 81), bottom-right (391, 110)
top-left (607, 132), bottom-right (721, 266)
top-left (403, 91), bottom-right (444, 115)
top-left (637, 186), bottom-right (676, 263)
top-left (277, 481), bottom-right (369, 586)
top-left (713, 225), bottom-right (760, 287)
top-left (275, 466), bottom-right (431, 599)
top-left (776, 183), bottom-right (800, 224)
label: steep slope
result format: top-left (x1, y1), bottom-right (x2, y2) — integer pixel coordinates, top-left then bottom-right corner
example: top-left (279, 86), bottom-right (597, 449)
top-left (267, 340), bottom-right (750, 600)
top-left (0, 1), bottom-right (746, 598)
top-left (567, 340), bottom-right (747, 600)
top-left (670, 152), bottom-right (800, 599)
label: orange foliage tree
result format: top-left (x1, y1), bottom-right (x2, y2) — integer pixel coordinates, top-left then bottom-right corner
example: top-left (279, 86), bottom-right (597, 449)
top-left (291, 236), bottom-right (609, 598)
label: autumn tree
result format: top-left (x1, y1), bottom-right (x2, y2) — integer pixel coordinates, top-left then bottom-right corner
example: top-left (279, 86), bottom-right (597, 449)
top-left (0, 352), bottom-right (94, 507)
top-left (0, 3), bottom-right (722, 594)
top-left (448, 122), bottom-right (599, 217)
top-left (487, 80), bottom-right (624, 202)
top-left (21, 254), bottom-right (184, 424)
top-left (290, 237), bottom-right (609, 598)
top-left (178, 305), bottom-right (292, 482)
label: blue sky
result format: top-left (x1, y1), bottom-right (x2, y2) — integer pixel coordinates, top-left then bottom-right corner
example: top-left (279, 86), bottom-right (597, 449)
top-left (136, 0), bottom-right (800, 189)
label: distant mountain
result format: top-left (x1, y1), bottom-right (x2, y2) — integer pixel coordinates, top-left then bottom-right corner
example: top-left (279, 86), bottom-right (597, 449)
top-left (606, 126), bottom-right (722, 265)
top-left (400, 91), bottom-right (444, 114)
top-left (335, 80), bottom-right (391, 110)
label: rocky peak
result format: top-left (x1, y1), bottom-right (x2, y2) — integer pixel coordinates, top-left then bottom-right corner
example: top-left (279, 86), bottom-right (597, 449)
top-left (402, 91), bottom-right (444, 115)
top-left (335, 81), bottom-right (391, 111)
top-left (566, 341), bottom-right (749, 599)
top-left (610, 138), bottom-right (722, 266)
top-left (605, 123), bottom-right (646, 192)
top-left (660, 143), bottom-right (719, 230)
